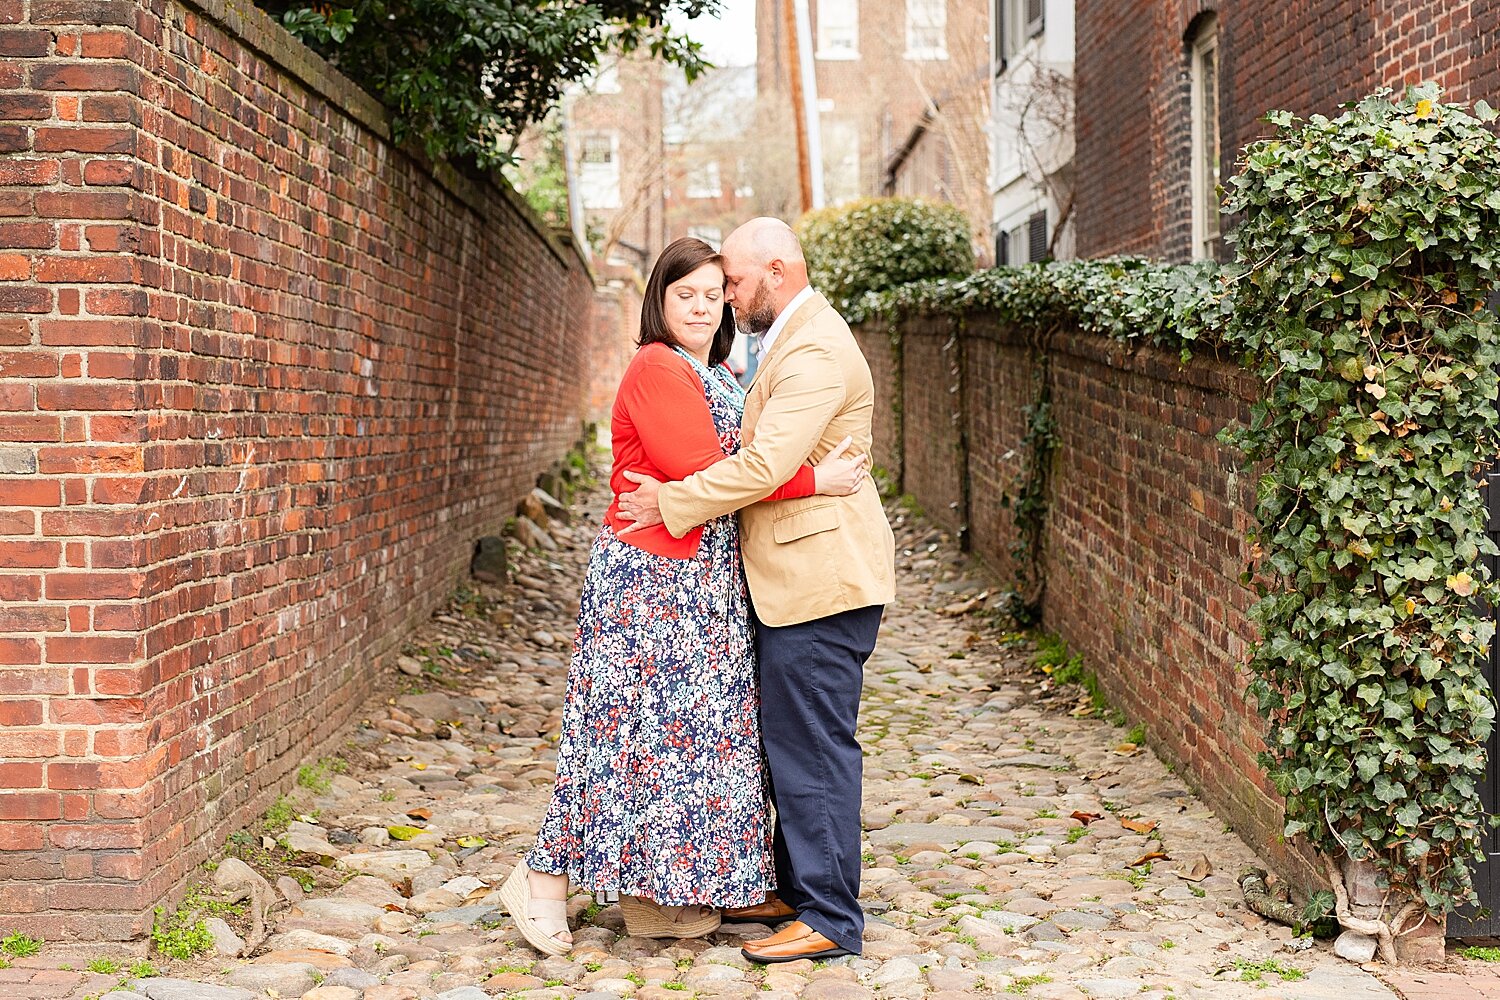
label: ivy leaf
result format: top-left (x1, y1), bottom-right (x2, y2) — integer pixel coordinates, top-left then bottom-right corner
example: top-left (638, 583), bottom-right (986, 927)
top-left (1447, 572), bottom-right (1475, 597)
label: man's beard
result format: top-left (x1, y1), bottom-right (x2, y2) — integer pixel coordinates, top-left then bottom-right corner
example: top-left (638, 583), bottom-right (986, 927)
top-left (735, 278), bottom-right (778, 335)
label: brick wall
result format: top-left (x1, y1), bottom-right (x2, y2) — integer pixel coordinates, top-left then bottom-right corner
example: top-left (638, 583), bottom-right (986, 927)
top-left (0, 0), bottom-right (598, 940)
top-left (851, 321), bottom-right (902, 485)
top-left (1076, 0), bottom-right (1493, 261)
top-left (866, 313), bottom-right (1320, 891)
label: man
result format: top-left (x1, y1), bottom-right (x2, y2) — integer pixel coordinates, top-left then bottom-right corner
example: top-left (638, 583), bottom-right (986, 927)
top-left (616, 217), bottom-right (896, 963)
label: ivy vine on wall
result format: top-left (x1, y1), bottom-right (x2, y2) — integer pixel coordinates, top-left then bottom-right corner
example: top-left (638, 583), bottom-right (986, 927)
top-left (1224, 85), bottom-right (1500, 957)
top-left (817, 88), bottom-right (1500, 945)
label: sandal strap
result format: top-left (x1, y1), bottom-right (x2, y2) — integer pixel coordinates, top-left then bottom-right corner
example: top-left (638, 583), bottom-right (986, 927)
top-left (529, 896), bottom-right (570, 940)
top-left (530, 897), bottom-right (568, 921)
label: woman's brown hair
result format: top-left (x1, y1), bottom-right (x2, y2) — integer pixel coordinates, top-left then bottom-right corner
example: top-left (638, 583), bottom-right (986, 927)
top-left (638, 237), bottom-right (737, 368)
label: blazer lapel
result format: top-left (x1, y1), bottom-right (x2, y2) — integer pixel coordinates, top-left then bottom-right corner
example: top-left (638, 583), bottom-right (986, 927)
top-left (748, 291), bottom-right (828, 394)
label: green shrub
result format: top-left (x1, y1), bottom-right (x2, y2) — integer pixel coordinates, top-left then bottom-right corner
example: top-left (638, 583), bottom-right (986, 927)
top-left (1225, 85), bottom-right (1500, 935)
top-left (798, 197), bottom-right (976, 315)
top-left (850, 256), bottom-right (1233, 359)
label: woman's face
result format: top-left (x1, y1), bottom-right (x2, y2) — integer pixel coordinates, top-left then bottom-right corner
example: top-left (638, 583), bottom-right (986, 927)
top-left (664, 262), bottom-right (725, 363)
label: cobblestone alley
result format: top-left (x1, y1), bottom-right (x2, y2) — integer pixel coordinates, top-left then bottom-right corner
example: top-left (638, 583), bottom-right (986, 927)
top-left (2, 459), bottom-right (1479, 1000)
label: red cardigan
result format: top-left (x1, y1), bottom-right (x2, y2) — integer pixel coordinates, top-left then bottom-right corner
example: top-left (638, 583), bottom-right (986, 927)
top-left (605, 344), bottom-right (816, 558)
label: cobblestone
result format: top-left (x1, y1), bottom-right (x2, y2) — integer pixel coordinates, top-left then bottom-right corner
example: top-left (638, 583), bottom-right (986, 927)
top-left (5, 463), bottom-right (1484, 998)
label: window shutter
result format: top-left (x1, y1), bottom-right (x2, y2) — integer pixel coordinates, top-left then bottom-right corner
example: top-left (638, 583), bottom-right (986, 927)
top-left (1026, 0), bottom-right (1045, 35)
top-left (1027, 211), bottom-right (1047, 261)
top-left (996, 231), bottom-right (1009, 266)
top-left (995, 0), bottom-right (1006, 68)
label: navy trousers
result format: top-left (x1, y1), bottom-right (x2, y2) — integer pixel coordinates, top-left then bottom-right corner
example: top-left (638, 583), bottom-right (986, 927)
top-left (754, 603), bottom-right (884, 954)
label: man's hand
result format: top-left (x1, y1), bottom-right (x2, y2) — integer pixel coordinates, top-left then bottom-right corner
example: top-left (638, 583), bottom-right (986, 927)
top-left (813, 436), bottom-right (870, 496)
top-left (616, 470), bottom-right (665, 535)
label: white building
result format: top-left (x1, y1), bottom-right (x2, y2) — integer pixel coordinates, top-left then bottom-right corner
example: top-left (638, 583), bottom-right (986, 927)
top-left (989, 0), bottom-right (1074, 263)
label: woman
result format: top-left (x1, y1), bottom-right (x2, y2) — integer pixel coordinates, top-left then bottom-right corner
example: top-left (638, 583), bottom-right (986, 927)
top-left (499, 238), bottom-right (867, 954)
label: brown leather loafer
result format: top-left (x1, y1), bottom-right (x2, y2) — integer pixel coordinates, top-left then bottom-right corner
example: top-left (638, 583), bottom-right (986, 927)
top-left (741, 920), bottom-right (854, 964)
top-left (721, 892), bottom-right (797, 924)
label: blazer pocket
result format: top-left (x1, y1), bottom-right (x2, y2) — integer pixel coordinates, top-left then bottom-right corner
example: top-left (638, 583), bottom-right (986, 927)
top-left (772, 503), bottom-right (840, 543)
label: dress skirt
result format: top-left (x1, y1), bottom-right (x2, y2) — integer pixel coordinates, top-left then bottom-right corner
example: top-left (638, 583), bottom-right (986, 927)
top-left (526, 517), bottom-right (775, 907)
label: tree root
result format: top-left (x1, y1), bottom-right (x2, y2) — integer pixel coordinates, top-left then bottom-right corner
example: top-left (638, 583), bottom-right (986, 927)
top-left (1320, 855), bottom-right (1426, 965)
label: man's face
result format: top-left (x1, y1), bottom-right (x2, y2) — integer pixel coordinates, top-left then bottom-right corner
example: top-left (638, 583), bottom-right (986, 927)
top-left (724, 255), bottom-right (778, 335)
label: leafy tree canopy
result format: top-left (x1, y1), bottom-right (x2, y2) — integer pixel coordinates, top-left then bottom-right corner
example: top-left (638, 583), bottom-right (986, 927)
top-left (264, 0), bottom-right (722, 169)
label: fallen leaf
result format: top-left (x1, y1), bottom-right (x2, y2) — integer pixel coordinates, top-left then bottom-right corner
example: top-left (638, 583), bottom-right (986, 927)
top-left (958, 773), bottom-right (984, 785)
top-left (407, 807), bottom-right (433, 821)
top-left (1121, 818), bottom-right (1159, 835)
top-left (456, 835), bottom-right (488, 849)
top-left (1175, 855), bottom-right (1213, 882)
top-left (410, 762), bottom-right (427, 770)
top-left (1070, 811), bottom-right (1104, 825)
top-left (1129, 851), bottom-right (1168, 867)
top-left (1112, 742), bottom-right (1141, 755)
top-left (383, 903), bottom-right (404, 912)
top-left (387, 825), bottom-right (424, 841)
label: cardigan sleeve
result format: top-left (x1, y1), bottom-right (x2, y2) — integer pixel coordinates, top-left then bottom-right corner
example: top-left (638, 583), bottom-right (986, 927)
top-left (619, 352), bottom-right (817, 495)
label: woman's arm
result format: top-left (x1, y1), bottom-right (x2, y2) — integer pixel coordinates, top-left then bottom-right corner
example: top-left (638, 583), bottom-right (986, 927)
top-left (621, 355), bottom-right (816, 491)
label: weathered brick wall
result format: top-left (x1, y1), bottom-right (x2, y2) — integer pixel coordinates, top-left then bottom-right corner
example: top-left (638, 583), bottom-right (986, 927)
top-left (865, 314), bottom-right (1319, 889)
top-left (897, 317), bottom-right (965, 535)
top-left (0, 0), bottom-right (597, 940)
top-left (1076, 0), bottom-right (1492, 261)
top-left (851, 322), bottom-right (902, 487)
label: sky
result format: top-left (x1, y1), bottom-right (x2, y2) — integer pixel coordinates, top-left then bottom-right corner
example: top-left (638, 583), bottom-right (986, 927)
top-left (670, 0), bottom-right (757, 68)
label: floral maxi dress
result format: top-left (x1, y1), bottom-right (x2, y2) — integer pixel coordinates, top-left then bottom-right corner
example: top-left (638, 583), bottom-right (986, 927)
top-left (526, 354), bottom-right (774, 907)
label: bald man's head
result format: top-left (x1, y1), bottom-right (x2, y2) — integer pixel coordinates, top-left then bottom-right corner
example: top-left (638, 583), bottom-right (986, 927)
top-left (721, 217), bottom-right (810, 335)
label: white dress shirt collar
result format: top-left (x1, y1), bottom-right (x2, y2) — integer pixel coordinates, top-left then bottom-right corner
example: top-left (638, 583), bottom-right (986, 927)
top-left (755, 285), bottom-right (816, 359)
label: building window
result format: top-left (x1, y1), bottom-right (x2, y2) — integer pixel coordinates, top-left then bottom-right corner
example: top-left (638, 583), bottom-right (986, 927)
top-left (906, 0), bottom-right (947, 60)
top-left (817, 0), bottom-right (858, 59)
top-left (687, 225), bottom-right (722, 246)
top-left (734, 158), bottom-right (754, 198)
top-left (1189, 15), bottom-right (1220, 260)
top-left (822, 118), bottom-right (861, 205)
top-left (579, 132), bottom-right (620, 210)
top-left (685, 161), bottom-right (722, 199)
top-left (995, 0), bottom-right (1046, 67)
top-left (590, 61), bottom-right (621, 94)
top-left (998, 210), bottom-right (1048, 264)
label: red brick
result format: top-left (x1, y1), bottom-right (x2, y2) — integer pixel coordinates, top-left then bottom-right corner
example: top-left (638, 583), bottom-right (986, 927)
top-left (0, 27), bottom-right (50, 56)
top-left (0, 286), bottom-right (52, 313)
top-left (0, 730), bottom-right (60, 757)
top-left (82, 160), bottom-right (134, 186)
top-left (37, 382), bottom-right (139, 410)
top-left (0, 221), bottom-right (57, 249)
top-left (34, 255), bottom-right (135, 283)
top-left (78, 29), bottom-right (131, 59)
top-left (30, 0), bottom-right (137, 25)
top-left (34, 190), bottom-right (133, 220)
top-left (32, 125), bottom-right (136, 154)
top-left (0, 317), bottom-right (29, 345)
top-left (0, 667), bottom-right (67, 695)
top-left (0, 479), bottom-right (61, 506)
top-left (45, 635), bottom-right (138, 664)
top-left (0, 159), bottom-right (59, 186)
top-left (0, 637), bottom-right (41, 664)
top-left (0, 93), bottom-right (52, 119)
top-left (29, 62), bottom-right (138, 91)
top-left (0, 761), bottom-right (43, 787)
top-left (0, 793), bottom-right (61, 820)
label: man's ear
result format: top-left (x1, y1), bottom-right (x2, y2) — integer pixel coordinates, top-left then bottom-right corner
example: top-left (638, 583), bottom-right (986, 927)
top-left (767, 259), bottom-right (785, 287)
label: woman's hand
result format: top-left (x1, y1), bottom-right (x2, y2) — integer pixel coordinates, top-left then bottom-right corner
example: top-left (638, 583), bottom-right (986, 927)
top-left (813, 436), bottom-right (870, 496)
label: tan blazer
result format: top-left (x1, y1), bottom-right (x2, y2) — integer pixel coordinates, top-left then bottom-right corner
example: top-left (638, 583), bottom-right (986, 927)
top-left (658, 291), bottom-right (896, 627)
